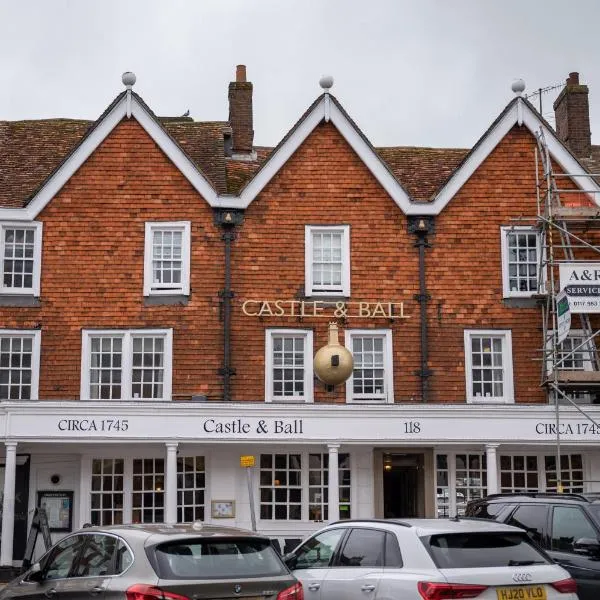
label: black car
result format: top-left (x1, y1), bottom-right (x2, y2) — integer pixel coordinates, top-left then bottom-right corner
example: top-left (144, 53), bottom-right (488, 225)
top-left (466, 492), bottom-right (600, 600)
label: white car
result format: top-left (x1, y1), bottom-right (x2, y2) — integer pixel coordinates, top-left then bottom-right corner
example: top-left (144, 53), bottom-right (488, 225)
top-left (284, 517), bottom-right (578, 599)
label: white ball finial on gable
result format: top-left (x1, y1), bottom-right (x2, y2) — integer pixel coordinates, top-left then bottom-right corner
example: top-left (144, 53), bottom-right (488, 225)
top-left (122, 72), bottom-right (136, 90)
top-left (511, 78), bottom-right (526, 97)
top-left (319, 75), bottom-right (334, 91)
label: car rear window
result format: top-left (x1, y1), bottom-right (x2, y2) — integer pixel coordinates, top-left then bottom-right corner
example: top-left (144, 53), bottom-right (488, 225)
top-left (422, 532), bottom-right (551, 569)
top-left (152, 538), bottom-right (288, 580)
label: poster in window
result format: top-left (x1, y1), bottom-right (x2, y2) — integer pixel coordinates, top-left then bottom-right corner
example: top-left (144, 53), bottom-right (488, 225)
top-left (37, 491), bottom-right (73, 532)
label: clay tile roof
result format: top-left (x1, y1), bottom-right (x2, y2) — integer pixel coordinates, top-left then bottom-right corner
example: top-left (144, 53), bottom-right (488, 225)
top-left (225, 146), bottom-right (272, 195)
top-left (0, 98), bottom-right (230, 208)
top-left (0, 119), bottom-right (92, 207)
top-left (376, 146), bottom-right (469, 201)
top-left (163, 120), bottom-right (228, 194)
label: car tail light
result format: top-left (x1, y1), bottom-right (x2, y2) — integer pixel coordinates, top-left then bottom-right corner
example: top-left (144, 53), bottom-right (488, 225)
top-left (418, 581), bottom-right (488, 599)
top-left (277, 582), bottom-right (304, 600)
top-left (551, 578), bottom-right (578, 594)
top-left (126, 584), bottom-right (190, 600)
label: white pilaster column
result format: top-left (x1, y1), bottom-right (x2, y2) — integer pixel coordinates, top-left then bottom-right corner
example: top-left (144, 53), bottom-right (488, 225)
top-left (486, 444), bottom-right (500, 495)
top-left (327, 444), bottom-right (340, 523)
top-left (165, 442), bottom-right (179, 524)
top-left (1, 442), bottom-right (17, 566)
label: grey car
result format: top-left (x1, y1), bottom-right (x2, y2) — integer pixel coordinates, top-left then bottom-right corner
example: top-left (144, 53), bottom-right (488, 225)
top-left (0, 523), bottom-right (302, 600)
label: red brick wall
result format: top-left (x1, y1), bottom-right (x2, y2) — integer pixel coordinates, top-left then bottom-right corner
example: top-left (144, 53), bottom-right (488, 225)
top-left (0, 119), bottom-right (224, 400)
top-left (2, 116), bottom-right (589, 405)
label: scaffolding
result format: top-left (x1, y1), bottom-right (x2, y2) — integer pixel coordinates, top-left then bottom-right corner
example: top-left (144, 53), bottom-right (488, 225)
top-left (534, 128), bottom-right (600, 492)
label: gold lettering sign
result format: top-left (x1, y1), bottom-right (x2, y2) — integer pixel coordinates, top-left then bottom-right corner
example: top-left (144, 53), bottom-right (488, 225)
top-left (241, 300), bottom-right (409, 319)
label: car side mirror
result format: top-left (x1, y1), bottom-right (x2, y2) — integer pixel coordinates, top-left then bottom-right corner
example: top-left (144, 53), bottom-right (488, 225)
top-left (27, 563), bottom-right (44, 583)
top-left (573, 537), bottom-right (600, 557)
top-left (283, 553), bottom-right (298, 570)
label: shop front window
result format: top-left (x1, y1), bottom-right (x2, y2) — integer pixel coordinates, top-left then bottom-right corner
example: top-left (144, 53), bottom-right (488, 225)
top-left (308, 453), bottom-right (351, 521)
top-left (545, 454), bottom-right (583, 493)
top-left (500, 455), bottom-right (539, 493)
top-left (455, 454), bottom-right (486, 515)
top-left (260, 454), bottom-right (302, 520)
top-left (91, 459), bottom-right (124, 526)
top-left (435, 455), bottom-right (450, 518)
top-left (177, 456), bottom-right (205, 523)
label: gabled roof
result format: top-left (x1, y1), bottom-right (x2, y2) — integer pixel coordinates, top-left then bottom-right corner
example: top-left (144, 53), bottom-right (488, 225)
top-left (1, 85), bottom-right (599, 220)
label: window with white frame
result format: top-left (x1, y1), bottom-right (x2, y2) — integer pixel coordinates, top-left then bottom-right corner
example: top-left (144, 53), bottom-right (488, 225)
top-left (132, 458), bottom-right (165, 523)
top-left (0, 330), bottom-right (41, 400)
top-left (500, 455), bottom-right (539, 493)
top-left (305, 225), bottom-right (350, 296)
top-left (265, 329), bottom-right (313, 403)
top-left (464, 330), bottom-right (514, 403)
top-left (259, 453), bottom-right (302, 520)
top-left (177, 456), bottom-right (205, 523)
top-left (0, 222), bottom-right (43, 296)
top-left (144, 222), bottom-right (191, 296)
top-left (545, 454), bottom-right (584, 493)
top-left (345, 329), bottom-right (393, 403)
top-left (89, 455), bottom-right (205, 526)
top-left (259, 452), bottom-right (351, 521)
top-left (308, 453), bottom-right (351, 521)
top-left (546, 330), bottom-right (596, 404)
top-left (501, 226), bottom-right (543, 298)
top-left (435, 455), bottom-right (450, 518)
top-left (81, 329), bottom-right (172, 401)
top-left (90, 459), bottom-right (124, 526)
top-left (455, 453), bottom-right (487, 515)
top-left (435, 453), bottom-right (487, 517)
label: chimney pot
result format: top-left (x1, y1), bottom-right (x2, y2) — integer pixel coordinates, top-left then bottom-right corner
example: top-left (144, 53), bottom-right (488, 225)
top-left (568, 72), bottom-right (580, 85)
top-left (236, 65), bottom-right (247, 83)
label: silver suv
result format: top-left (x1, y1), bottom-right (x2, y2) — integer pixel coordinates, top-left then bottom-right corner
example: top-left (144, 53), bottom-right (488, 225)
top-left (284, 518), bottom-right (578, 599)
top-left (1, 523), bottom-right (302, 600)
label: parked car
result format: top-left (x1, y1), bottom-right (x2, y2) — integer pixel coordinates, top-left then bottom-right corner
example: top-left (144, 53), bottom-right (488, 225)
top-left (283, 517), bottom-right (577, 599)
top-left (466, 492), bottom-right (600, 600)
top-left (0, 522), bottom-right (302, 600)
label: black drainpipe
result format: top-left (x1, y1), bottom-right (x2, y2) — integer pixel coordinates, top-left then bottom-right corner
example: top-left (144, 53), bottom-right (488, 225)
top-left (407, 216), bottom-right (435, 402)
top-left (214, 209), bottom-right (244, 401)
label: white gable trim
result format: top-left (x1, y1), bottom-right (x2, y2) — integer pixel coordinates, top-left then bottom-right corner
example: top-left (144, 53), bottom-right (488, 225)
top-left (427, 99), bottom-right (600, 214)
top-left (2, 94), bottom-right (600, 222)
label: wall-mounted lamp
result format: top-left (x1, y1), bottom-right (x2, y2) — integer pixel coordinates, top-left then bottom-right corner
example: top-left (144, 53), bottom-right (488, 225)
top-left (383, 455), bottom-right (392, 472)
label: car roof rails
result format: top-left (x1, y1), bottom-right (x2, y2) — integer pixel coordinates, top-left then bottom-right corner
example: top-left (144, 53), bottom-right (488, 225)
top-left (483, 492), bottom-right (590, 502)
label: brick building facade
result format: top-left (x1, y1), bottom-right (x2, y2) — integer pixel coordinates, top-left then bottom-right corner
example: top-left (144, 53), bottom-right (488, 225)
top-left (0, 67), bottom-right (599, 565)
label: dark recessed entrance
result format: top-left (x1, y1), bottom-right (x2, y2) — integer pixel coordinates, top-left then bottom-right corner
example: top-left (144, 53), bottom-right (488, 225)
top-left (382, 453), bottom-right (424, 518)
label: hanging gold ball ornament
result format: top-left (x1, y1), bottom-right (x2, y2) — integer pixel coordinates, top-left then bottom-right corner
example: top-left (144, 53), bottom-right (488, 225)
top-left (313, 322), bottom-right (354, 386)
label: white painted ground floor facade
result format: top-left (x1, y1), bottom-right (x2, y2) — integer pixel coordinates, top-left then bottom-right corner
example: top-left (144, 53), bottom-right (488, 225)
top-left (1, 401), bottom-right (600, 565)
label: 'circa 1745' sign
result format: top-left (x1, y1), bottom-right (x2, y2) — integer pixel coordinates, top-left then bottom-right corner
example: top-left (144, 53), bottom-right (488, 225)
top-left (241, 300), bottom-right (409, 319)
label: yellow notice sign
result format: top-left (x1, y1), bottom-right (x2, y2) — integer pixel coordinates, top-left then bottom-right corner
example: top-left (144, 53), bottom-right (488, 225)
top-left (240, 455), bottom-right (255, 468)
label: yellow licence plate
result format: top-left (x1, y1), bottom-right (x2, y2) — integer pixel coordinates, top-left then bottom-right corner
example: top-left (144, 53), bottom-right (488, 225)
top-left (496, 585), bottom-right (547, 600)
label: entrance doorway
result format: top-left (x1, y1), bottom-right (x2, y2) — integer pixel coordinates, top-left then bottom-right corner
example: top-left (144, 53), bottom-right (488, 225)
top-left (382, 453), bottom-right (424, 518)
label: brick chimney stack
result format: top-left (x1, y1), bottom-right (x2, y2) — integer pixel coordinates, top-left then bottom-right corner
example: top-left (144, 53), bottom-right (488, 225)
top-left (553, 71), bottom-right (591, 158)
top-left (228, 65), bottom-right (254, 154)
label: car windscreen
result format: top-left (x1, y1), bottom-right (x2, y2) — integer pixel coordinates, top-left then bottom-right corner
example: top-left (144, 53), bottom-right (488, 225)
top-left (422, 532), bottom-right (551, 569)
top-left (152, 538), bottom-right (288, 580)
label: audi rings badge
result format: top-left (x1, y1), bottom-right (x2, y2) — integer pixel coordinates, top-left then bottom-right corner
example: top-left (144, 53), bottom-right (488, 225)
top-left (512, 572), bottom-right (533, 583)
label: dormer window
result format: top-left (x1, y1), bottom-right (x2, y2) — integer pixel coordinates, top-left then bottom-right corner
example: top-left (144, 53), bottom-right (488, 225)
top-left (144, 222), bottom-right (191, 296)
top-left (305, 225), bottom-right (350, 296)
top-left (0, 222), bottom-right (43, 296)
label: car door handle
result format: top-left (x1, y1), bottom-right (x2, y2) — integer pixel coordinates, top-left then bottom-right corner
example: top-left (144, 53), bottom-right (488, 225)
top-left (45, 589), bottom-right (57, 598)
top-left (89, 586), bottom-right (104, 596)
top-left (307, 583), bottom-right (321, 591)
top-left (361, 584), bottom-right (376, 592)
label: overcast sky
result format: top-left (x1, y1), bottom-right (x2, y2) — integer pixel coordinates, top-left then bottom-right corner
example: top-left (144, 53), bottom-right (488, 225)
top-left (1, 0), bottom-right (599, 149)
